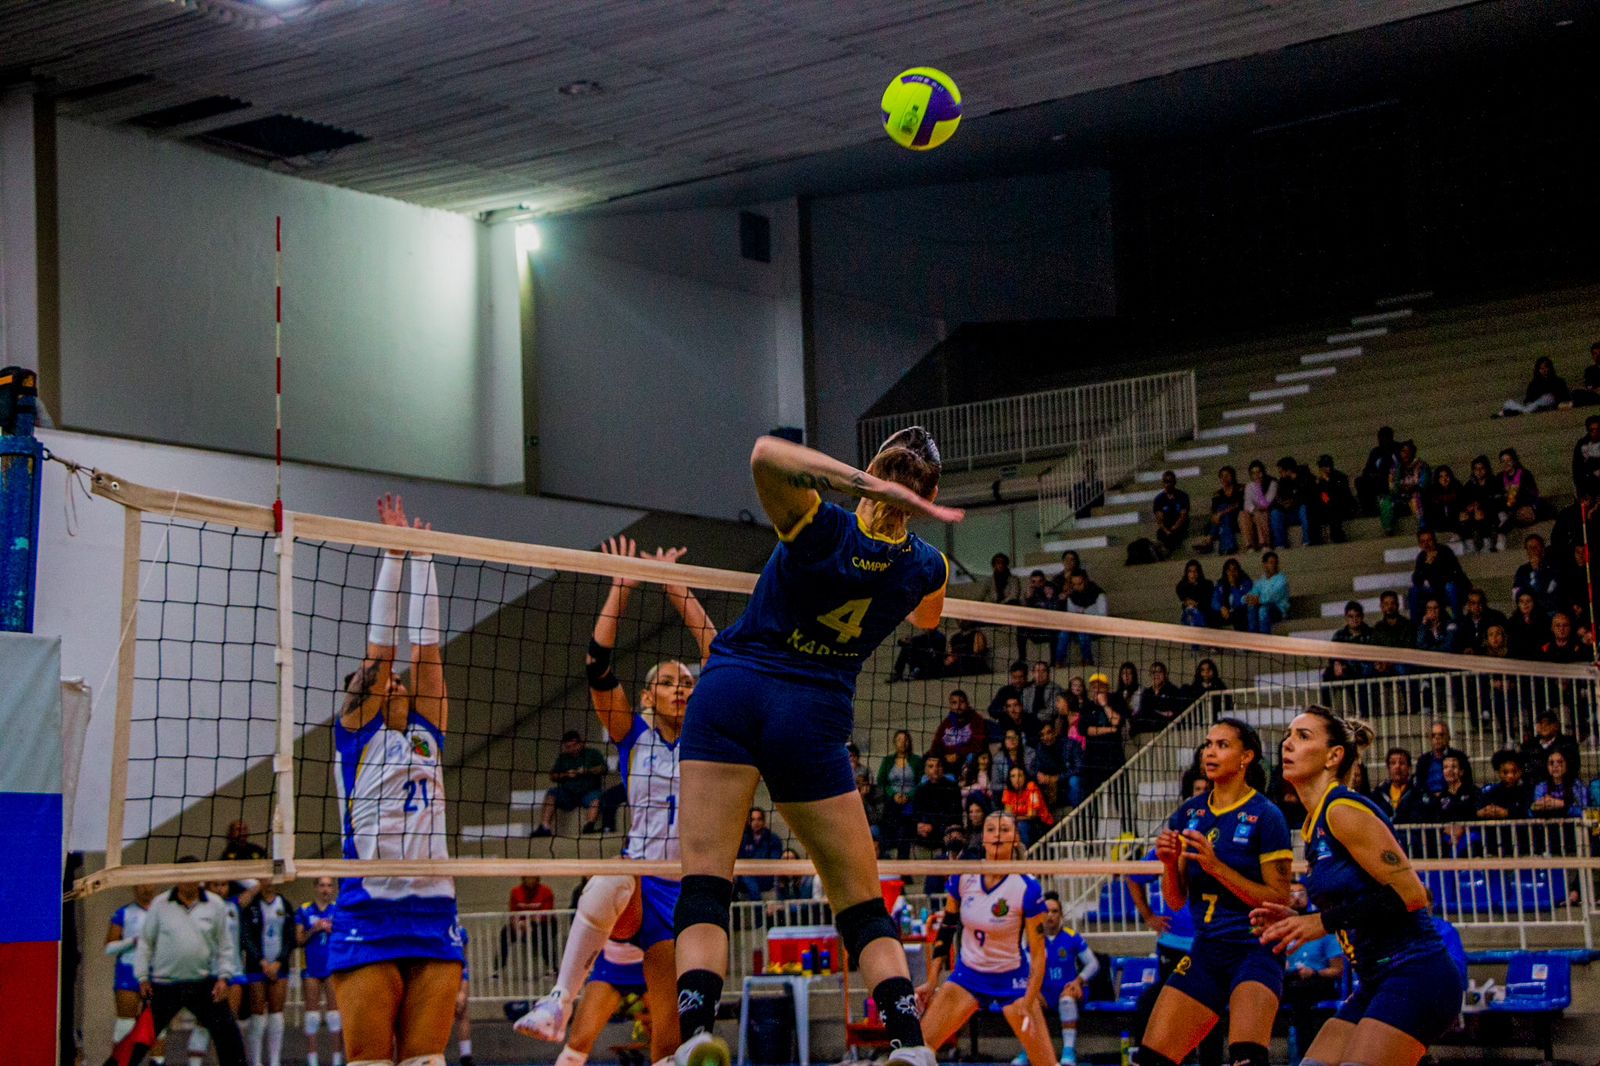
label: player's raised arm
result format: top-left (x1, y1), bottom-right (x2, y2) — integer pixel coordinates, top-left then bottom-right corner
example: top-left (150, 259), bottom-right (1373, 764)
top-left (589, 536), bottom-right (641, 743)
top-left (340, 493), bottom-right (408, 732)
top-left (653, 547), bottom-right (719, 665)
top-left (748, 435), bottom-right (964, 534)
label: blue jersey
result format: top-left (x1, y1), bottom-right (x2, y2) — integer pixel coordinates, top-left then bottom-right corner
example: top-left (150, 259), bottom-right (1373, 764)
top-left (1035, 928), bottom-right (1090, 1001)
top-left (1167, 788), bottom-right (1292, 945)
top-left (710, 499), bottom-right (947, 694)
top-left (296, 901), bottom-right (334, 977)
top-left (1302, 784), bottom-right (1441, 978)
top-left (1130, 849), bottom-right (1196, 950)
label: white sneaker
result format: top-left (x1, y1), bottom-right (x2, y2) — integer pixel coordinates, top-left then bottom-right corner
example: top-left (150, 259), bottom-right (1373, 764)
top-left (513, 989), bottom-right (573, 1042)
top-left (885, 1045), bottom-right (938, 1066)
top-left (675, 1032), bottom-right (730, 1066)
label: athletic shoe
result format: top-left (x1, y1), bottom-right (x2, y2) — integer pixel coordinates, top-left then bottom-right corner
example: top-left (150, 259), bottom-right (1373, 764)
top-left (1011, 1053), bottom-right (1029, 1065)
top-left (675, 1031), bottom-right (730, 1066)
top-left (1059, 1052), bottom-right (1076, 1066)
top-left (885, 1045), bottom-right (937, 1066)
top-left (513, 989), bottom-right (572, 1041)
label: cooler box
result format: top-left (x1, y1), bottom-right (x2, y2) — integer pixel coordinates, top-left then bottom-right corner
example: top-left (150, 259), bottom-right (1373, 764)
top-left (766, 925), bottom-right (841, 972)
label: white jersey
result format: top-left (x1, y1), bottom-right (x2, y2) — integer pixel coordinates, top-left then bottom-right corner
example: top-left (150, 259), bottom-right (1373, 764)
top-left (335, 711), bottom-right (453, 905)
top-left (944, 873), bottom-right (1045, 974)
top-left (110, 902), bottom-right (147, 981)
top-left (258, 895), bottom-right (289, 963)
top-left (221, 897), bottom-right (243, 976)
top-left (618, 714), bottom-right (679, 862)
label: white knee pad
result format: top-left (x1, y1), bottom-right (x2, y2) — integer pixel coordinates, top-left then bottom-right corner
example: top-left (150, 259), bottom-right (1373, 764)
top-left (305, 1010), bottom-right (322, 1035)
top-left (1057, 997), bottom-right (1079, 1023)
top-left (113, 1017), bottom-right (135, 1041)
top-left (579, 873), bottom-right (636, 926)
top-left (397, 1057), bottom-right (447, 1066)
top-left (327, 1010), bottom-right (342, 1033)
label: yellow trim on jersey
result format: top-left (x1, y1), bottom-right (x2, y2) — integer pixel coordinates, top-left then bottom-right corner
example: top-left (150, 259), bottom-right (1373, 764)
top-left (1301, 783), bottom-right (1340, 842)
top-left (1258, 849), bottom-right (1293, 865)
top-left (856, 511), bottom-right (909, 544)
top-left (1207, 786), bottom-right (1258, 817)
top-left (938, 550), bottom-right (951, 588)
top-left (1327, 797), bottom-right (1382, 824)
top-left (775, 492), bottom-right (822, 543)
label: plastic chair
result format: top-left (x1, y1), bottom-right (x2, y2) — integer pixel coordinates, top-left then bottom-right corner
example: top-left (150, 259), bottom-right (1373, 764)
top-left (1486, 952), bottom-right (1571, 1063)
top-left (1083, 955), bottom-right (1158, 1014)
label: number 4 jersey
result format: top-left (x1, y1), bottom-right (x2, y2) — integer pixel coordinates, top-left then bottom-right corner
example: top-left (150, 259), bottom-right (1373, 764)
top-left (709, 497), bottom-right (947, 694)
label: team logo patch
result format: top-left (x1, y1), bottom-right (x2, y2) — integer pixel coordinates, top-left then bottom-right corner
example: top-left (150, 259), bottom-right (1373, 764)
top-left (1173, 956), bottom-right (1191, 976)
top-left (410, 734), bottom-right (432, 758)
top-left (991, 898), bottom-right (1011, 917)
top-left (1233, 820), bottom-right (1255, 844)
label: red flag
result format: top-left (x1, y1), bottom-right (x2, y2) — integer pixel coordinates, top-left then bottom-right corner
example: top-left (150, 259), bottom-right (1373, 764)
top-left (104, 1003), bottom-right (156, 1066)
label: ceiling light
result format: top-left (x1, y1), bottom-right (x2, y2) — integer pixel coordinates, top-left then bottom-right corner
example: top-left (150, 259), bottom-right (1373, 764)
top-left (1554, 18), bottom-right (1574, 26)
top-left (558, 80), bottom-right (603, 97)
top-left (515, 223), bottom-right (542, 256)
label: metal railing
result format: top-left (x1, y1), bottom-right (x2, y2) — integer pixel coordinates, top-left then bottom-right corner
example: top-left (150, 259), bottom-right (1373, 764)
top-left (858, 370), bottom-right (1197, 472)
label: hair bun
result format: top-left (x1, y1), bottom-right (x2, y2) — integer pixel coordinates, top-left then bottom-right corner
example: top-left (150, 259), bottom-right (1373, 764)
top-left (1343, 717), bottom-right (1376, 749)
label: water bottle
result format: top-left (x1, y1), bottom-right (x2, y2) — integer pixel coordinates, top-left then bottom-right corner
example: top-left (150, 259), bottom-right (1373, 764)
top-left (1120, 1031), bottom-right (1131, 1066)
top-left (821, 948), bottom-right (832, 972)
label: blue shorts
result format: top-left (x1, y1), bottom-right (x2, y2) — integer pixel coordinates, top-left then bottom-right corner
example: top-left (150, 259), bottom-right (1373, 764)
top-left (949, 962), bottom-right (1029, 1012)
top-left (638, 876), bottom-right (679, 951)
top-left (235, 972), bottom-right (265, 985)
top-left (229, 974), bottom-right (252, 987)
top-left (301, 956), bottom-right (332, 982)
top-left (681, 661), bottom-right (856, 803)
top-left (1336, 948), bottom-right (1462, 1044)
top-left (592, 952), bottom-right (646, 991)
top-left (328, 898), bottom-right (465, 974)
top-left (113, 965), bottom-right (140, 993)
top-left (1166, 937), bottom-right (1284, 1016)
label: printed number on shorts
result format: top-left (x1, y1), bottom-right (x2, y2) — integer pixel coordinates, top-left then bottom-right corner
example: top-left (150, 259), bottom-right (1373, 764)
top-left (1200, 893), bottom-right (1218, 923)
top-left (816, 598), bottom-right (872, 643)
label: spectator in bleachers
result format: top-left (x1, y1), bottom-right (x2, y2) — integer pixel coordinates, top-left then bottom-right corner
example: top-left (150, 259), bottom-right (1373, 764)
top-left (959, 751), bottom-right (996, 807)
top-left (1187, 658), bottom-right (1231, 708)
top-left (1421, 754), bottom-right (1479, 828)
top-left (1050, 549), bottom-right (1086, 597)
top-left (927, 689), bottom-right (987, 774)
top-left (1373, 747), bottom-right (1426, 823)
top-left (1554, 542), bottom-right (1594, 635)
top-left (1272, 455), bottom-right (1316, 547)
top-left (1477, 750), bottom-right (1532, 821)
top-left (1020, 660), bottom-right (1064, 732)
top-left (1369, 591), bottom-right (1414, 677)
top-left (1282, 881), bottom-right (1344, 1065)
top-left (1497, 447), bottom-right (1546, 547)
top-left (1130, 661), bottom-right (1186, 744)
top-left (1019, 570), bottom-right (1062, 663)
top-left (1410, 528), bottom-right (1467, 621)
top-left (1175, 559), bottom-right (1215, 628)
top-left (1458, 588), bottom-right (1507, 653)
top-left (1474, 625), bottom-right (1516, 731)
top-left (1415, 597), bottom-right (1460, 654)
top-left (962, 801), bottom-right (989, 851)
top-left (534, 730), bottom-right (606, 837)
top-left (1114, 661), bottom-right (1142, 714)
top-left (1211, 556), bottom-right (1253, 631)
top-left (993, 728), bottom-right (1037, 792)
top-left (1244, 549), bottom-right (1290, 633)
top-left (1421, 464), bottom-right (1465, 541)
top-left (1242, 459), bottom-right (1276, 549)
top-left (1194, 465), bottom-right (1243, 554)
top-left (1521, 710), bottom-right (1581, 787)
top-left (1497, 355), bottom-right (1570, 417)
top-left (1310, 454), bottom-right (1354, 544)
top-left (1459, 454), bottom-right (1500, 553)
top-left (1034, 714), bottom-right (1083, 810)
top-left (911, 755), bottom-right (963, 849)
top-left (987, 662), bottom-right (1030, 723)
top-left (1573, 341), bottom-right (1600, 404)
top-left (1151, 470), bottom-right (1190, 555)
top-left (940, 619), bottom-right (990, 676)
top-left (1507, 591), bottom-right (1551, 659)
top-left (981, 552), bottom-right (1024, 606)
top-left (1540, 611), bottom-right (1590, 665)
top-left (877, 730), bottom-right (920, 859)
top-left (1078, 672), bottom-right (1127, 804)
top-left (1355, 426), bottom-right (1401, 517)
top-left (889, 623), bottom-right (945, 682)
top-left (1001, 766), bottom-right (1055, 846)
top-left (1513, 533), bottom-right (1561, 616)
top-left (1531, 750), bottom-right (1586, 817)
top-left (1349, 761), bottom-right (1371, 796)
top-left (1060, 570), bottom-right (1108, 666)
top-left (991, 694), bottom-right (1041, 748)
top-left (855, 770), bottom-right (885, 848)
top-left (1324, 601), bottom-right (1373, 684)
top-left (1415, 721), bottom-right (1473, 794)
top-left (1062, 674), bottom-right (1090, 717)
top-left (735, 807), bottom-right (785, 901)
top-left (1380, 439), bottom-right (1429, 536)
top-left (1572, 416), bottom-right (1600, 498)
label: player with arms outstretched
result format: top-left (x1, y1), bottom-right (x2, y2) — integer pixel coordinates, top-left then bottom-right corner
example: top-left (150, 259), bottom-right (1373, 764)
top-left (327, 494), bottom-right (461, 1066)
top-left (517, 536), bottom-right (716, 1064)
top-left (671, 429), bottom-right (963, 1066)
top-left (1254, 708), bottom-right (1462, 1066)
top-left (1140, 719), bottom-right (1292, 1066)
top-left (917, 811), bottom-right (1059, 1066)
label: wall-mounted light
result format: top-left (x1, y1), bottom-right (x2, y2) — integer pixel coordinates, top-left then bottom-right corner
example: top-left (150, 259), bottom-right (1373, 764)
top-left (515, 223), bottom-right (542, 256)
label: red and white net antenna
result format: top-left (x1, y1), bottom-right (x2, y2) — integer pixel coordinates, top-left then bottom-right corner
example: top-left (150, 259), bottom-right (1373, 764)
top-left (273, 215), bottom-right (284, 533)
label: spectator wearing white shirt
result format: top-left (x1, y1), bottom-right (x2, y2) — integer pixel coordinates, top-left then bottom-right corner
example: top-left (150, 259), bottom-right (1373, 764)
top-left (1060, 571), bottom-right (1108, 666)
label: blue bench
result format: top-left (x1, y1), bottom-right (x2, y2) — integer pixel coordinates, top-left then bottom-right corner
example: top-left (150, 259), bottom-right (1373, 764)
top-left (1483, 952), bottom-right (1571, 1063)
top-left (1083, 955), bottom-right (1159, 1015)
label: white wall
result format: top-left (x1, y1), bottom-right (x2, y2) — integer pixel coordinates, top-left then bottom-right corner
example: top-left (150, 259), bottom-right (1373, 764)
top-left (36, 429), bottom-right (642, 852)
top-left (531, 201), bottom-right (804, 519)
top-left (55, 120), bottom-right (523, 487)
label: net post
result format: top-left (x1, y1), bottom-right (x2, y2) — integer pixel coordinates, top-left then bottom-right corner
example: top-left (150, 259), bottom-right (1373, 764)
top-left (104, 507), bottom-right (140, 870)
top-left (271, 513), bottom-right (297, 880)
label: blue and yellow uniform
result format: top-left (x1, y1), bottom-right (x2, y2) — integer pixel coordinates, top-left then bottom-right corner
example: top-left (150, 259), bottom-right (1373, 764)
top-left (296, 900), bottom-right (335, 981)
top-left (1302, 784), bottom-right (1462, 1044)
top-left (1164, 788), bottom-right (1292, 1015)
top-left (684, 498), bottom-right (947, 801)
top-left (1036, 927), bottom-right (1092, 1003)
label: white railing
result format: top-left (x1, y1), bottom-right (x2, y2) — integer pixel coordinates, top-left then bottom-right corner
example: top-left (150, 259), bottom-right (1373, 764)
top-left (858, 370), bottom-right (1197, 472)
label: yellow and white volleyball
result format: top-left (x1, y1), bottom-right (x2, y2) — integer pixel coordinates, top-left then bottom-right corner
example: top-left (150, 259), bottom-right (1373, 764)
top-left (880, 67), bottom-right (962, 151)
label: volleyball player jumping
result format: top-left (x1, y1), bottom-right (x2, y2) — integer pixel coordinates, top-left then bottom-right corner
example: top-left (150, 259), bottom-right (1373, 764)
top-left (671, 429), bottom-right (963, 1066)
top-left (1254, 709), bottom-right (1462, 1066)
top-left (327, 494), bottom-right (461, 1066)
top-left (1139, 719), bottom-right (1292, 1066)
top-left (517, 536), bottom-right (717, 1065)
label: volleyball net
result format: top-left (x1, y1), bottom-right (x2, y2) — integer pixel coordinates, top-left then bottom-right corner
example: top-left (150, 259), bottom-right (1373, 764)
top-left (75, 468), bottom-right (1600, 905)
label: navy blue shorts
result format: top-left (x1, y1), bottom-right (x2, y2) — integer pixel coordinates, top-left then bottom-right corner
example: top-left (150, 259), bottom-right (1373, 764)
top-left (1166, 936), bottom-right (1284, 1016)
top-left (1336, 948), bottom-right (1462, 1044)
top-left (949, 962), bottom-right (1029, 1012)
top-left (681, 661), bottom-right (857, 803)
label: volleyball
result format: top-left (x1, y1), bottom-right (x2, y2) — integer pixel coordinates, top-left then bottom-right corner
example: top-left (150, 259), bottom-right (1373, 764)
top-left (881, 67), bottom-right (962, 151)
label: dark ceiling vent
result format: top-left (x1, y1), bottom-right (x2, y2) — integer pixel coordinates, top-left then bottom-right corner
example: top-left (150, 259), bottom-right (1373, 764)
top-left (51, 74), bottom-right (154, 104)
top-left (127, 95), bottom-right (250, 130)
top-left (196, 114), bottom-right (366, 161)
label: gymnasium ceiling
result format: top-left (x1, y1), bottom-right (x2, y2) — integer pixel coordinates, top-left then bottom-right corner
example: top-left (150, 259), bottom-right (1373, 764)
top-left (0, 0), bottom-right (1574, 217)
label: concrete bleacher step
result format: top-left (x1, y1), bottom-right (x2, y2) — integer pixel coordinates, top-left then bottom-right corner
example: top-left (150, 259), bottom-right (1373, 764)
top-left (1321, 596), bottom-right (1383, 617)
top-left (1105, 489), bottom-right (1152, 506)
top-left (1249, 383), bottom-right (1311, 401)
top-left (1383, 546), bottom-right (1417, 565)
top-left (1137, 466), bottom-right (1201, 482)
top-left (1375, 290), bottom-right (1432, 307)
top-left (1327, 326), bottom-right (1390, 343)
top-left (1042, 534), bottom-right (1112, 553)
top-left (1166, 443), bottom-right (1229, 462)
top-left (1351, 308), bottom-right (1414, 326)
top-left (1223, 401), bottom-right (1284, 419)
top-left (1074, 510), bottom-right (1140, 530)
top-left (1301, 345), bottom-right (1363, 364)
top-left (1196, 422), bottom-right (1255, 440)
top-left (510, 788), bottom-right (546, 808)
top-left (1275, 366), bottom-right (1337, 383)
top-left (1252, 669), bottom-right (1324, 687)
top-left (1231, 706), bottom-right (1300, 730)
top-left (1352, 570), bottom-right (1414, 592)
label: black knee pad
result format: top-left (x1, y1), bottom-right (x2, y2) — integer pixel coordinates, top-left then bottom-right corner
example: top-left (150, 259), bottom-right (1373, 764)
top-left (1133, 1050), bottom-right (1178, 1066)
top-left (1228, 1042), bottom-right (1269, 1066)
top-left (834, 898), bottom-right (898, 963)
top-left (673, 875), bottom-right (733, 936)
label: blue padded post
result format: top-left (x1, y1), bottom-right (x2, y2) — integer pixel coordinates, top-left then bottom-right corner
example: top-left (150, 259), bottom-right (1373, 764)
top-left (0, 366), bottom-right (44, 633)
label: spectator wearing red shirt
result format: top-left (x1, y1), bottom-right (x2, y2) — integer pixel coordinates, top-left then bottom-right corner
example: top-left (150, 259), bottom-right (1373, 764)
top-left (927, 690), bottom-right (987, 773)
top-left (1000, 767), bottom-right (1054, 847)
top-left (500, 875), bottom-right (554, 969)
